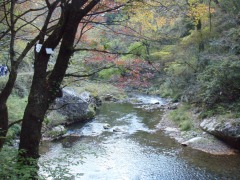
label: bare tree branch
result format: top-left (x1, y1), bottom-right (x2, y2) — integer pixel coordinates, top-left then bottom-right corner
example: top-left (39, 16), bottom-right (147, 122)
top-left (65, 64), bottom-right (116, 78)
top-left (8, 119), bottom-right (22, 129)
top-left (73, 48), bottom-right (132, 55)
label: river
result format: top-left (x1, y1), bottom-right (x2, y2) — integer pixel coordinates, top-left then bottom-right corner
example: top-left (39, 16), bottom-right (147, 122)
top-left (40, 95), bottom-right (240, 179)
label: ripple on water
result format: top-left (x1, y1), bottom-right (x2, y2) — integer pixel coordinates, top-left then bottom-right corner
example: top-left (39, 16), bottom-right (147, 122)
top-left (40, 102), bottom-right (240, 180)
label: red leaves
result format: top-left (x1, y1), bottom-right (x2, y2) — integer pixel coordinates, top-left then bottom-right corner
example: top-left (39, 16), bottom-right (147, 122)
top-left (84, 51), bottom-right (155, 89)
top-left (115, 58), bottom-right (155, 89)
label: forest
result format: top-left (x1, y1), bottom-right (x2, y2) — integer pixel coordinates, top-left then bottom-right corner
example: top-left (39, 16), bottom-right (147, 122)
top-left (0, 0), bottom-right (240, 179)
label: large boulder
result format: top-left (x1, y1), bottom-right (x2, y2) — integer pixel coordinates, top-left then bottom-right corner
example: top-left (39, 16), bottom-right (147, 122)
top-left (46, 88), bottom-right (101, 127)
top-left (200, 118), bottom-right (240, 149)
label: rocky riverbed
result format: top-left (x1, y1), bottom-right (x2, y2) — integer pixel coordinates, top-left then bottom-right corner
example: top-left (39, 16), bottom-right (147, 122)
top-left (42, 90), bottom-right (239, 155)
top-left (40, 96), bottom-right (240, 179)
top-left (156, 110), bottom-right (238, 155)
top-left (123, 94), bottom-right (239, 155)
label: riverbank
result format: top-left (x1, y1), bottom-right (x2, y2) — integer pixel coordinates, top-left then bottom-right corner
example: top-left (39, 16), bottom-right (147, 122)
top-left (156, 104), bottom-right (238, 155)
top-left (40, 84), bottom-right (239, 155)
top-left (40, 100), bottom-right (240, 179)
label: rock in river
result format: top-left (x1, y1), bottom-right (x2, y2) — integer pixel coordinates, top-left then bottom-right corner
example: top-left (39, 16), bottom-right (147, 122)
top-left (103, 123), bottom-right (111, 129)
top-left (46, 88), bottom-right (101, 127)
top-left (200, 118), bottom-right (240, 150)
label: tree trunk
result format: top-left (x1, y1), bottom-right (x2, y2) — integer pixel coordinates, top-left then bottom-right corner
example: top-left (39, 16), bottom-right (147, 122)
top-left (0, 104), bottom-right (8, 149)
top-left (0, 67), bottom-right (18, 148)
top-left (196, 19), bottom-right (204, 52)
top-left (18, 43), bottom-right (55, 158)
top-left (19, 0), bottom-right (100, 159)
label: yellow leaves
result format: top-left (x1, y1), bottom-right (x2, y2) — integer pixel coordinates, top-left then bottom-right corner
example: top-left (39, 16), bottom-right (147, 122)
top-left (129, 10), bottom-right (175, 33)
top-left (156, 17), bottom-right (167, 27)
top-left (129, 8), bottom-right (156, 31)
top-left (187, 2), bottom-right (215, 25)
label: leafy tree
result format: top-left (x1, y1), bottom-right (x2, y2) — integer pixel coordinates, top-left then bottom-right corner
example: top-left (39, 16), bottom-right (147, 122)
top-left (16, 0), bottom-right (162, 163)
top-left (0, 0), bottom-right (42, 148)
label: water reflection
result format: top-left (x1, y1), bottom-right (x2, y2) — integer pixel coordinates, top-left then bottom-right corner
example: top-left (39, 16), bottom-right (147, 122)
top-left (40, 102), bottom-right (240, 179)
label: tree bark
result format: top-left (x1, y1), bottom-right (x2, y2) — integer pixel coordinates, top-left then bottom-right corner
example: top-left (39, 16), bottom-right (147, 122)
top-left (19, 0), bottom-right (100, 159)
top-left (0, 104), bottom-right (8, 149)
top-left (196, 19), bottom-right (204, 52)
top-left (0, 68), bottom-right (18, 148)
top-left (0, 0), bottom-right (17, 148)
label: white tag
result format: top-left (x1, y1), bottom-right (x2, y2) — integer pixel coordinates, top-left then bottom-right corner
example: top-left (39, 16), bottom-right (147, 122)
top-left (36, 44), bottom-right (42, 53)
top-left (46, 48), bottom-right (54, 54)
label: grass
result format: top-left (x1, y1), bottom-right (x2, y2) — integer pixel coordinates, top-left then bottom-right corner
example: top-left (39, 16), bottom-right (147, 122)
top-left (71, 81), bottom-right (127, 100)
top-left (7, 95), bottom-right (28, 123)
top-left (168, 104), bottom-right (193, 131)
top-left (5, 95), bottom-right (27, 143)
top-left (45, 111), bottom-right (68, 127)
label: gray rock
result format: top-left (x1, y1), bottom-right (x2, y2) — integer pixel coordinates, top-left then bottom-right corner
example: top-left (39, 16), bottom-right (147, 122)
top-left (200, 118), bottom-right (240, 149)
top-left (164, 127), bottom-right (179, 133)
top-left (103, 123), bottom-right (111, 129)
top-left (102, 94), bottom-right (118, 102)
top-left (79, 91), bottom-right (91, 102)
top-left (113, 127), bottom-right (122, 132)
top-left (52, 125), bottom-right (65, 132)
top-left (167, 103), bottom-right (179, 110)
top-left (181, 137), bottom-right (205, 146)
top-left (47, 88), bottom-right (100, 126)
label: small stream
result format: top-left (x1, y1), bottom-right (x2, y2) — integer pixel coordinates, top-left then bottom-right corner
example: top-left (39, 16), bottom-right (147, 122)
top-left (40, 95), bottom-right (240, 179)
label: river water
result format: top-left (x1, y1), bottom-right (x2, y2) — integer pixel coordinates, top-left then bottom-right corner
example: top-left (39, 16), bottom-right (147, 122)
top-left (40, 95), bottom-right (240, 180)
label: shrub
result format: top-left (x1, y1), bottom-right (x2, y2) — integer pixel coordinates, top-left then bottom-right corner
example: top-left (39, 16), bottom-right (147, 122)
top-left (6, 124), bottom-right (21, 145)
top-left (198, 59), bottom-right (240, 107)
top-left (168, 104), bottom-right (193, 131)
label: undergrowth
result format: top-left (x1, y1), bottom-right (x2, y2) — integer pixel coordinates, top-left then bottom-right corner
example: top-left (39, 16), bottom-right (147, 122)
top-left (7, 96), bottom-right (28, 123)
top-left (70, 81), bottom-right (127, 99)
top-left (168, 104), bottom-right (193, 131)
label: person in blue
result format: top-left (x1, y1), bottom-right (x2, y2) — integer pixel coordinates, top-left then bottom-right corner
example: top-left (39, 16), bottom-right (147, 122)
top-left (0, 65), bottom-right (4, 76)
top-left (3, 65), bottom-right (8, 75)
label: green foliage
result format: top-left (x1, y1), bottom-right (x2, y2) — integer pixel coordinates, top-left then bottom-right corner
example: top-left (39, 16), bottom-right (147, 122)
top-left (47, 128), bottom-right (67, 139)
top-left (0, 146), bottom-right (87, 179)
top-left (159, 79), bottom-right (180, 99)
top-left (87, 103), bottom-right (97, 117)
top-left (6, 124), bottom-right (21, 144)
top-left (126, 41), bottom-right (146, 59)
top-left (98, 68), bottom-right (121, 79)
top-left (199, 101), bottom-right (240, 119)
top-left (0, 148), bottom-right (39, 179)
top-left (198, 58), bottom-right (240, 106)
top-left (45, 111), bottom-right (68, 127)
top-left (0, 77), bottom-right (7, 92)
top-left (180, 120), bottom-right (192, 131)
top-left (150, 45), bottom-right (174, 62)
top-left (7, 96), bottom-right (28, 122)
top-left (219, 0), bottom-right (240, 15)
top-left (13, 74), bottom-right (32, 97)
top-left (72, 81), bottom-right (127, 100)
top-left (0, 74), bottom-right (32, 99)
top-left (168, 104), bottom-right (193, 131)
top-left (100, 33), bottom-right (129, 53)
top-left (154, 1), bottom-right (240, 115)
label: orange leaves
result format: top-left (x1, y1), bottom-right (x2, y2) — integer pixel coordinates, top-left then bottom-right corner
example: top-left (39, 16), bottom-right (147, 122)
top-left (115, 59), bottom-right (125, 66)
